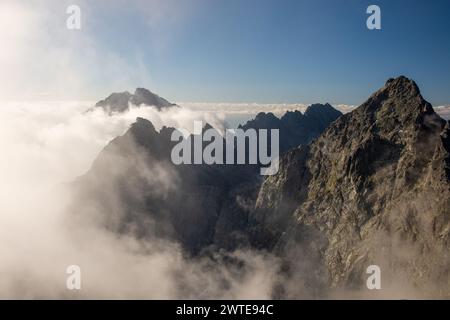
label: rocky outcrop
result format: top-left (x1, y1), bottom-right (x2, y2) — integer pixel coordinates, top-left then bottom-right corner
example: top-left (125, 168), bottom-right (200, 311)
top-left (255, 76), bottom-right (450, 295)
top-left (71, 117), bottom-right (259, 254)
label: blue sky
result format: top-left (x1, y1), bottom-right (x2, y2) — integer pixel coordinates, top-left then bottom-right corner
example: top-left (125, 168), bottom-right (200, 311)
top-left (2, 0), bottom-right (450, 105)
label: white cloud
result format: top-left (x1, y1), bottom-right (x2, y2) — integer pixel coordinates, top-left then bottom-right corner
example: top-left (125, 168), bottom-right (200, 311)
top-left (0, 100), bottom-right (284, 298)
top-left (0, 0), bottom-right (152, 100)
top-left (434, 105), bottom-right (450, 120)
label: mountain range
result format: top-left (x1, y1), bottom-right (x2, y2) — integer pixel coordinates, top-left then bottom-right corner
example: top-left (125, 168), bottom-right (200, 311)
top-left (71, 76), bottom-right (449, 297)
top-left (239, 103), bottom-right (342, 152)
top-left (94, 88), bottom-right (177, 114)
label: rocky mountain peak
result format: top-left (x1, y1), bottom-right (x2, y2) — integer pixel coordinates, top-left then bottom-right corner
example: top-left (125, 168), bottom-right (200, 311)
top-left (130, 88), bottom-right (175, 110)
top-left (333, 76), bottom-right (446, 148)
top-left (239, 105), bottom-right (342, 153)
top-left (94, 88), bottom-right (176, 114)
top-left (304, 102), bottom-right (335, 115)
top-left (384, 75), bottom-right (421, 97)
top-left (254, 77), bottom-right (450, 293)
top-left (254, 112), bottom-right (280, 124)
top-left (360, 76), bottom-right (434, 120)
top-left (280, 110), bottom-right (304, 120)
top-left (132, 117), bottom-right (157, 132)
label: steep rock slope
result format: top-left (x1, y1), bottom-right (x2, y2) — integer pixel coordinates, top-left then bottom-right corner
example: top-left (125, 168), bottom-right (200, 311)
top-left (239, 103), bottom-right (342, 152)
top-left (255, 76), bottom-right (450, 295)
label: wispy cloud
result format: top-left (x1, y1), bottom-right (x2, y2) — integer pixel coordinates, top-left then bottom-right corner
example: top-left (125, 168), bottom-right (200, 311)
top-left (0, 1), bottom-right (161, 100)
top-left (0, 100), bottom-right (280, 299)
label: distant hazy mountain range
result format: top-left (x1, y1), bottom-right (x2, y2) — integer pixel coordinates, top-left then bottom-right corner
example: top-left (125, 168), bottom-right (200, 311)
top-left (73, 97), bottom-right (341, 253)
top-left (91, 88), bottom-right (450, 123)
top-left (239, 103), bottom-right (342, 152)
top-left (94, 88), bottom-right (177, 114)
top-left (71, 77), bottom-right (449, 297)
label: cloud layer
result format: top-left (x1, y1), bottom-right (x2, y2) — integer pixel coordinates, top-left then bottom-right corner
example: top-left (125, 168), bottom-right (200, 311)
top-left (1, 99), bottom-right (447, 298)
top-left (0, 101), bottom-right (285, 299)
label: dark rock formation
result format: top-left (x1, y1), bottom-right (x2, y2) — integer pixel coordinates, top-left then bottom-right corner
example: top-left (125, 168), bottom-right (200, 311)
top-left (239, 103), bottom-right (342, 153)
top-left (71, 103), bottom-right (340, 255)
top-left (71, 76), bottom-right (449, 297)
top-left (255, 76), bottom-right (450, 295)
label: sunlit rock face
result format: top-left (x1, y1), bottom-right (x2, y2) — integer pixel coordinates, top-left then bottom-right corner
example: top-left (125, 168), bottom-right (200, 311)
top-left (255, 76), bottom-right (450, 296)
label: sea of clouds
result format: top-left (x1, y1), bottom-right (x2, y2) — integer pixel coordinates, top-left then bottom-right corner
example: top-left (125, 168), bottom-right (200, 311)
top-left (2, 100), bottom-right (447, 298)
top-left (0, 101), bottom-right (291, 299)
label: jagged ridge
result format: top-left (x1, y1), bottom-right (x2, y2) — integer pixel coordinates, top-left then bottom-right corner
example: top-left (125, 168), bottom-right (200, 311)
top-left (255, 76), bottom-right (450, 296)
top-left (95, 88), bottom-right (177, 114)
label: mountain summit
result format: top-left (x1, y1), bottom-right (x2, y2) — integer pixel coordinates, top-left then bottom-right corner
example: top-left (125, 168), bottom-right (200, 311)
top-left (72, 76), bottom-right (449, 297)
top-left (95, 88), bottom-right (177, 113)
top-left (255, 76), bottom-right (450, 295)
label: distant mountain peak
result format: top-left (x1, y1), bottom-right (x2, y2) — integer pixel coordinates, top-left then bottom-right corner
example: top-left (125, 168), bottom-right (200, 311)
top-left (304, 103), bottom-right (336, 116)
top-left (240, 104), bottom-right (342, 152)
top-left (129, 117), bottom-right (158, 139)
top-left (130, 88), bottom-right (176, 110)
top-left (134, 116), bottom-right (155, 128)
top-left (280, 110), bottom-right (304, 122)
top-left (94, 88), bottom-right (177, 114)
top-left (384, 75), bottom-right (420, 93)
top-left (254, 112), bottom-right (279, 121)
top-left (381, 76), bottom-right (423, 101)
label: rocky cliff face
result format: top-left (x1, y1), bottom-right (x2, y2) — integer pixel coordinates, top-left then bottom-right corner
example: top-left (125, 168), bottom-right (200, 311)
top-left (255, 76), bottom-right (450, 295)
